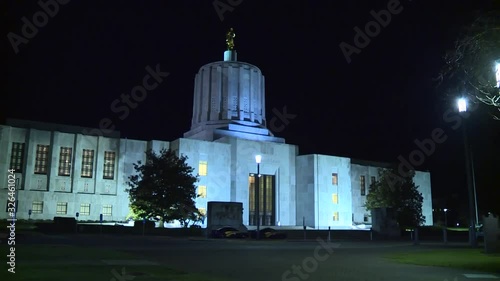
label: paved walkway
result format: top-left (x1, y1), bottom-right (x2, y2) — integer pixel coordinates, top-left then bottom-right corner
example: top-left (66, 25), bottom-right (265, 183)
top-left (14, 233), bottom-right (500, 281)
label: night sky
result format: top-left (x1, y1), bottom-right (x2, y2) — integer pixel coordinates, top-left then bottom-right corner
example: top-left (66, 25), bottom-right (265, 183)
top-left (4, 1), bottom-right (500, 216)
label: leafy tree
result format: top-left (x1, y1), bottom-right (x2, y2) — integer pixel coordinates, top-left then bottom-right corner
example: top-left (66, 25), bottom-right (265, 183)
top-left (126, 149), bottom-right (199, 227)
top-left (365, 168), bottom-right (425, 228)
top-left (435, 9), bottom-right (500, 118)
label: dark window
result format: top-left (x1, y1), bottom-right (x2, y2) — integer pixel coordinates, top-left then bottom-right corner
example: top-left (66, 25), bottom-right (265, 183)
top-left (360, 176), bottom-right (366, 196)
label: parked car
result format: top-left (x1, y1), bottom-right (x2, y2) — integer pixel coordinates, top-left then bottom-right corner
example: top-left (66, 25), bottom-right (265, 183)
top-left (250, 228), bottom-right (287, 239)
top-left (211, 227), bottom-right (248, 238)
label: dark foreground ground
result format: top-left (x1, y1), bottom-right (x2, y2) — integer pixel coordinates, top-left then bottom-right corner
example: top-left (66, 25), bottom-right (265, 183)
top-left (6, 233), bottom-right (499, 281)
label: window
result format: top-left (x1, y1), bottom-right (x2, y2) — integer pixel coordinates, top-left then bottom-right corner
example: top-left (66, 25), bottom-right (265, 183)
top-left (32, 201), bottom-right (43, 214)
top-left (364, 214), bottom-right (369, 222)
top-left (332, 173), bottom-right (338, 185)
top-left (34, 145), bottom-right (49, 174)
top-left (332, 193), bottom-right (338, 204)
top-left (56, 202), bottom-right (67, 215)
top-left (102, 204), bottom-right (112, 216)
top-left (198, 207), bottom-right (206, 216)
top-left (80, 203), bottom-right (90, 216)
top-left (333, 212), bottom-right (339, 221)
top-left (58, 147), bottom-right (72, 176)
top-left (198, 185), bottom-right (207, 198)
top-left (81, 149), bottom-right (94, 178)
top-left (10, 142), bottom-right (25, 173)
top-left (198, 161), bottom-right (207, 176)
top-left (360, 176), bottom-right (366, 196)
top-left (103, 151), bottom-right (116, 179)
top-left (371, 176), bottom-right (376, 185)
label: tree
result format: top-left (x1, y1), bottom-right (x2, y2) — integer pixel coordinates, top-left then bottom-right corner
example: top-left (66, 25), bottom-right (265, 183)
top-left (126, 148), bottom-right (199, 227)
top-left (435, 9), bottom-right (500, 118)
top-left (365, 168), bottom-right (425, 228)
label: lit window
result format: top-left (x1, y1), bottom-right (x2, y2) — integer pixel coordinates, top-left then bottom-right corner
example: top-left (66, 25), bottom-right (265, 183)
top-left (198, 207), bottom-right (206, 216)
top-left (332, 193), bottom-right (338, 204)
top-left (102, 205), bottom-right (112, 216)
top-left (81, 149), bottom-right (94, 178)
top-left (198, 185), bottom-right (207, 198)
top-left (58, 147), bottom-right (73, 176)
top-left (332, 173), bottom-right (338, 185)
top-left (199, 161), bottom-right (207, 176)
top-left (333, 212), bottom-right (339, 221)
top-left (360, 176), bottom-right (366, 196)
top-left (103, 151), bottom-right (116, 179)
top-left (56, 202), bottom-right (67, 215)
top-left (80, 203), bottom-right (91, 216)
top-left (34, 145), bottom-right (49, 174)
top-left (32, 201), bottom-right (44, 214)
top-left (10, 142), bottom-right (25, 173)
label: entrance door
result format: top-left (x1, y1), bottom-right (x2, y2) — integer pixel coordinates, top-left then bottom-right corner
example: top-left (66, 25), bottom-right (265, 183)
top-left (248, 174), bottom-right (275, 226)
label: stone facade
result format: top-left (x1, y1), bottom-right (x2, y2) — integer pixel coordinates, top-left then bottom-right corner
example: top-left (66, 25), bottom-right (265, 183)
top-left (0, 49), bottom-right (433, 228)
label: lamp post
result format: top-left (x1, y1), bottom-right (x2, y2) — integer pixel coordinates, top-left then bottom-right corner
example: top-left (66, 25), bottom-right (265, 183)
top-left (255, 155), bottom-right (262, 240)
top-left (495, 61), bottom-right (500, 88)
top-left (457, 98), bottom-right (477, 247)
top-left (444, 208), bottom-right (448, 227)
top-left (443, 208), bottom-right (448, 243)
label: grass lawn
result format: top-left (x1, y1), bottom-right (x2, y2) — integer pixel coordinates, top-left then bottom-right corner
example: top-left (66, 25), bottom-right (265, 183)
top-left (0, 244), bottom-right (227, 281)
top-left (385, 248), bottom-right (500, 273)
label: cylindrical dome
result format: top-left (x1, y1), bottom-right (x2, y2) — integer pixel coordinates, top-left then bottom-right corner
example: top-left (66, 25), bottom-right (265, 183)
top-left (190, 61), bottom-right (266, 130)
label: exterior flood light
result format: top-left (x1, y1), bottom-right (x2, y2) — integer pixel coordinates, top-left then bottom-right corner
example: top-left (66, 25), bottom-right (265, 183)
top-left (457, 98), bottom-right (467, 112)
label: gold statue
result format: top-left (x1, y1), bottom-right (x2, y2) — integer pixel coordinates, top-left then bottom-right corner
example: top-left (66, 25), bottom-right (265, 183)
top-left (226, 28), bottom-right (235, 50)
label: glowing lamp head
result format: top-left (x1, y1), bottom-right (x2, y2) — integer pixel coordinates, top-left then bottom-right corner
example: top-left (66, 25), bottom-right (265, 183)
top-left (457, 98), bottom-right (467, 112)
top-left (255, 155), bottom-right (262, 164)
top-left (444, 208), bottom-right (448, 212)
top-left (495, 61), bottom-right (500, 88)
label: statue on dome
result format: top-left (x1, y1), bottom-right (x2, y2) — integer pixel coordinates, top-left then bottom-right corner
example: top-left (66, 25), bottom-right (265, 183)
top-left (226, 28), bottom-right (235, 50)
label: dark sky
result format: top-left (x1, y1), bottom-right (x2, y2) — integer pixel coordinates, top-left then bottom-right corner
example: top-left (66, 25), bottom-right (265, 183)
top-left (4, 0), bottom-right (500, 215)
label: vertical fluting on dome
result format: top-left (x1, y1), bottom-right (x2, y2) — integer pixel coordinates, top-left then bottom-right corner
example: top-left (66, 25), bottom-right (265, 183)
top-left (189, 62), bottom-right (266, 130)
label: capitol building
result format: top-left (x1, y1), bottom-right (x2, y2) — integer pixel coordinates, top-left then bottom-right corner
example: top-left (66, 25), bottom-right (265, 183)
top-left (0, 33), bottom-right (433, 229)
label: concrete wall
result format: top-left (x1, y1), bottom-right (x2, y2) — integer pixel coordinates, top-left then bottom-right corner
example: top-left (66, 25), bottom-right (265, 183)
top-left (351, 164), bottom-right (434, 227)
top-left (172, 138), bottom-right (232, 228)
top-left (414, 171), bottom-right (433, 226)
top-left (296, 155), bottom-right (352, 229)
top-left (295, 155), bottom-right (315, 227)
top-left (0, 123), bottom-right (434, 228)
top-left (350, 164), bottom-right (379, 224)
top-left (0, 124), bottom-right (148, 221)
top-left (216, 137), bottom-right (298, 226)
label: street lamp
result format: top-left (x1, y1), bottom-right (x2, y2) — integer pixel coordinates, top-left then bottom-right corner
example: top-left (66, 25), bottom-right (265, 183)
top-left (457, 98), bottom-right (477, 247)
top-left (255, 155), bottom-right (262, 240)
top-left (495, 61), bottom-right (500, 88)
top-left (443, 208), bottom-right (448, 243)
